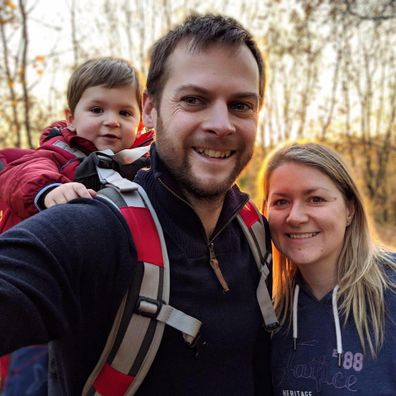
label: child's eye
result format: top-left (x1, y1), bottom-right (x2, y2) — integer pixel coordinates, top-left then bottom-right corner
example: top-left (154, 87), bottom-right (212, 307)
top-left (90, 107), bottom-right (103, 114)
top-left (120, 110), bottom-right (133, 117)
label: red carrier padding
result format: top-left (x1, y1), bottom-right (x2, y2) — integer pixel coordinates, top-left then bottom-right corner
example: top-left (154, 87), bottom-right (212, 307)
top-left (239, 201), bottom-right (260, 228)
top-left (0, 354), bottom-right (10, 390)
top-left (120, 207), bottom-right (164, 266)
top-left (93, 363), bottom-right (134, 396)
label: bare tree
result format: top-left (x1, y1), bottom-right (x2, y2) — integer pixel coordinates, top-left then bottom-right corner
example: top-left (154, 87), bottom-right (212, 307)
top-left (344, 0), bottom-right (396, 21)
top-left (19, 0), bottom-right (33, 147)
top-left (0, 2), bottom-right (22, 146)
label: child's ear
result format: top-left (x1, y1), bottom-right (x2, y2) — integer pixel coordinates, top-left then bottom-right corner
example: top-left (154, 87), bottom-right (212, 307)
top-left (64, 109), bottom-right (76, 131)
top-left (65, 108), bottom-right (74, 124)
top-left (142, 91), bottom-right (157, 129)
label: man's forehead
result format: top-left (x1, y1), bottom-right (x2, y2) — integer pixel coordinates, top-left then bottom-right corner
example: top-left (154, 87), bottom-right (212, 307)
top-left (164, 40), bottom-right (259, 85)
top-left (170, 39), bottom-right (248, 62)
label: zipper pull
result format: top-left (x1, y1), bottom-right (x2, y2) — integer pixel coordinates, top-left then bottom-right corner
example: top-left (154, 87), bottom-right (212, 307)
top-left (208, 242), bottom-right (230, 293)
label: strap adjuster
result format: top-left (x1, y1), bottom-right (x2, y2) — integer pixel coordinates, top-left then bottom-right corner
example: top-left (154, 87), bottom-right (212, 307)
top-left (95, 153), bottom-right (114, 169)
top-left (186, 333), bottom-right (207, 358)
top-left (135, 296), bottom-right (162, 318)
top-left (264, 321), bottom-right (280, 332)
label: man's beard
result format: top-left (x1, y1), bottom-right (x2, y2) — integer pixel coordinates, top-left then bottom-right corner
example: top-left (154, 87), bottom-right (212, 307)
top-left (155, 117), bottom-right (253, 200)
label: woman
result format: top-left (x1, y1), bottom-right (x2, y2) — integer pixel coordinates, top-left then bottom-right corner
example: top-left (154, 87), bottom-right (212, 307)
top-left (259, 142), bottom-right (396, 395)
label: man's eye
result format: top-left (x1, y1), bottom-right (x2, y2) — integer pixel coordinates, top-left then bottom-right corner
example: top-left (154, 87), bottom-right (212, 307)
top-left (181, 96), bottom-right (202, 105)
top-left (90, 107), bottom-right (103, 114)
top-left (230, 102), bottom-right (253, 112)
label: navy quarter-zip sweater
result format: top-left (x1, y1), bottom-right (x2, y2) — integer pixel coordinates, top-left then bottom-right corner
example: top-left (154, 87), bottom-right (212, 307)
top-left (0, 146), bottom-right (272, 395)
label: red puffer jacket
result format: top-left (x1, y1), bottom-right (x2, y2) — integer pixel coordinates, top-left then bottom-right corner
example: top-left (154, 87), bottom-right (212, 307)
top-left (0, 121), bottom-right (97, 221)
top-left (0, 148), bottom-right (33, 231)
top-left (0, 120), bottom-right (154, 229)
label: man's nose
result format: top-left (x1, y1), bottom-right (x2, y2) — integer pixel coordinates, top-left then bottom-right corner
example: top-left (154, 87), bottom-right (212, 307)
top-left (203, 102), bottom-right (236, 137)
top-left (286, 202), bottom-right (308, 225)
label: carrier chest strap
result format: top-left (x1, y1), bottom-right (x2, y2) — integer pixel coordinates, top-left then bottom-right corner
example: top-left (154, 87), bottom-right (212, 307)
top-left (237, 201), bottom-right (279, 332)
top-left (83, 159), bottom-right (201, 396)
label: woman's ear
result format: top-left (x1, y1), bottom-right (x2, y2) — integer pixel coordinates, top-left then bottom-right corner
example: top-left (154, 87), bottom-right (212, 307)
top-left (142, 91), bottom-right (157, 130)
top-left (346, 202), bottom-right (356, 226)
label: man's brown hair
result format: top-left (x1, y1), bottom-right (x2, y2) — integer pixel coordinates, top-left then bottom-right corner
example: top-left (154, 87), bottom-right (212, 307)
top-left (146, 14), bottom-right (266, 107)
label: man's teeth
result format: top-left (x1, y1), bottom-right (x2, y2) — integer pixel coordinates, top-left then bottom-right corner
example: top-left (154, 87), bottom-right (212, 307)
top-left (195, 148), bottom-right (232, 158)
top-left (288, 232), bottom-right (318, 239)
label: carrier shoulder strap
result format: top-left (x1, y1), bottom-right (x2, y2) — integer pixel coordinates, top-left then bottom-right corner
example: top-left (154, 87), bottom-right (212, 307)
top-left (237, 200), bottom-right (279, 332)
top-left (82, 153), bottom-right (201, 396)
top-left (48, 138), bottom-right (87, 159)
top-left (84, 151), bottom-right (277, 396)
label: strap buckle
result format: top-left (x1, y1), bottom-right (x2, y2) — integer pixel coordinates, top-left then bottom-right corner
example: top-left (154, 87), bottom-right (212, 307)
top-left (264, 321), bottom-right (280, 332)
top-left (95, 152), bottom-right (115, 169)
top-left (186, 333), bottom-right (207, 358)
top-left (135, 296), bottom-right (162, 319)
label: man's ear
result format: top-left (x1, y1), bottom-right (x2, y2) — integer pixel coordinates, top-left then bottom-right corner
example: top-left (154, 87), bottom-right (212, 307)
top-left (142, 91), bottom-right (157, 129)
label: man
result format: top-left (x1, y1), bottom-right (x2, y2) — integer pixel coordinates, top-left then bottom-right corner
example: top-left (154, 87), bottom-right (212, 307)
top-left (0, 14), bottom-right (272, 395)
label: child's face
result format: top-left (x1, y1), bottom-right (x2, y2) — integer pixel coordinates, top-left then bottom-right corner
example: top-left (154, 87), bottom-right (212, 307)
top-left (67, 84), bottom-right (141, 153)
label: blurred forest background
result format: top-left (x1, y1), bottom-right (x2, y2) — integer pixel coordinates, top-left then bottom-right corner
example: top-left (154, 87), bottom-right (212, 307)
top-left (0, 0), bottom-right (395, 247)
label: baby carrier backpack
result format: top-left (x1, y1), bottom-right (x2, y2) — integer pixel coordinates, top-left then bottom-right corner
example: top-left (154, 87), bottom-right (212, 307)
top-left (79, 150), bottom-right (279, 396)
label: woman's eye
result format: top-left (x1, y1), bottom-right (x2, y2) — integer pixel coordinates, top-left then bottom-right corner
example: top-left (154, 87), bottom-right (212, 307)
top-left (273, 199), bottom-right (288, 207)
top-left (310, 196), bottom-right (324, 204)
top-left (90, 107), bottom-right (103, 114)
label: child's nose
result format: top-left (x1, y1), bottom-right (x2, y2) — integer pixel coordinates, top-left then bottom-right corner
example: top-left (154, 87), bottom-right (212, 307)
top-left (104, 118), bottom-right (120, 128)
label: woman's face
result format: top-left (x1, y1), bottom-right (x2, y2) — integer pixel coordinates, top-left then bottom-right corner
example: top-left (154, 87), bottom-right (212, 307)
top-left (266, 161), bottom-right (354, 273)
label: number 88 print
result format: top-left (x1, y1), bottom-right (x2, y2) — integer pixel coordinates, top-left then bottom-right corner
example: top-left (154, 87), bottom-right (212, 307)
top-left (332, 350), bottom-right (364, 371)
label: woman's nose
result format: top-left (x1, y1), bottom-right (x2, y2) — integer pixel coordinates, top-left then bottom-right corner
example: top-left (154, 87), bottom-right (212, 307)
top-left (286, 202), bottom-right (308, 225)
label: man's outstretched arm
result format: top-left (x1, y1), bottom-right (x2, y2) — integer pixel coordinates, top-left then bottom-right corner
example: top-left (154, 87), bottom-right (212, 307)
top-left (0, 197), bottom-right (136, 356)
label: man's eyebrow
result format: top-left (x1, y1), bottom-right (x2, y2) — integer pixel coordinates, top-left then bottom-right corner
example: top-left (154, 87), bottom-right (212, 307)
top-left (175, 84), bottom-right (259, 100)
top-left (175, 84), bottom-right (208, 94)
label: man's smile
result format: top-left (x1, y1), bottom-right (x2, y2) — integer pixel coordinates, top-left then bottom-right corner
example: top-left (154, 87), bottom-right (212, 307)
top-left (193, 147), bottom-right (234, 159)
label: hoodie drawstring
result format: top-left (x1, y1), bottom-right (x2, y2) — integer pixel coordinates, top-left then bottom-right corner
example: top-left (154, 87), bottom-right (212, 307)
top-left (292, 284), bottom-right (344, 368)
top-left (332, 285), bottom-right (344, 367)
top-left (292, 284), bottom-right (300, 350)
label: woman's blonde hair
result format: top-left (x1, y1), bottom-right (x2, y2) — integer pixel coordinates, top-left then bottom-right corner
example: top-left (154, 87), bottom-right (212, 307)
top-left (258, 141), bottom-right (395, 358)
